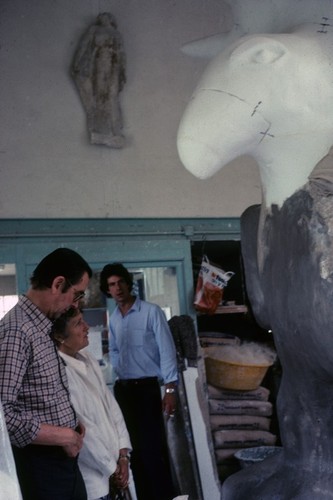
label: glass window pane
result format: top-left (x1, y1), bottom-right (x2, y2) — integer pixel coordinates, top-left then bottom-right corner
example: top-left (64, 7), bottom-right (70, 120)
top-left (0, 264), bottom-right (18, 320)
top-left (129, 266), bottom-right (180, 319)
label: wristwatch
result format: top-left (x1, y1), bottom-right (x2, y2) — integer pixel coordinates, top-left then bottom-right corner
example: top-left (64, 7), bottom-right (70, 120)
top-left (165, 387), bottom-right (176, 394)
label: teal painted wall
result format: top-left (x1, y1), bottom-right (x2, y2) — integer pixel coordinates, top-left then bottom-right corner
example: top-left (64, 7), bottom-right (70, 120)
top-left (0, 218), bottom-right (240, 317)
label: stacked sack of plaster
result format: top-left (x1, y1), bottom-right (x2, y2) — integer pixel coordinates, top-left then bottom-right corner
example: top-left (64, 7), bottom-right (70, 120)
top-left (208, 383), bottom-right (276, 465)
top-left (203, 342), bottom-right (277, 474)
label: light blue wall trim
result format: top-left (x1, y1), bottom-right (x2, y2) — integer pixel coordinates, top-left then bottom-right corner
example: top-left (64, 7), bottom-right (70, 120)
top-left (0, 218), bottom-right (241, 241)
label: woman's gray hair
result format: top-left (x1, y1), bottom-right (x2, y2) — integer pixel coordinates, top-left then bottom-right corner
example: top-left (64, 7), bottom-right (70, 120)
top-left (50, 307), bottom-right (81, 346)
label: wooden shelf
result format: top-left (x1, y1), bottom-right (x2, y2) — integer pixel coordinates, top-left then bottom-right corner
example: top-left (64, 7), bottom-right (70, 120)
top-left (197, 304), bottom-right (248, 315)
top-left (214, 304), bottom-right (248, 314)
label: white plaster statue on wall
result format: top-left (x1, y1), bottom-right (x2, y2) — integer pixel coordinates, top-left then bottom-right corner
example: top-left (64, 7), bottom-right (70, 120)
top-left (177, 3), bottom-right (333, 498)
top-left (71, 13), bottom-right (126, 148)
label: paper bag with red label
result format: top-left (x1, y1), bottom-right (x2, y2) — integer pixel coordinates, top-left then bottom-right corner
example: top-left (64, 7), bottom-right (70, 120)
top-left (194, 256), bottom-right (235, 314)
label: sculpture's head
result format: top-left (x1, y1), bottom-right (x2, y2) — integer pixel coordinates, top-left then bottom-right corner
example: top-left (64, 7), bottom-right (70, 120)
top-left (97, 12), bottom-right (117, 29)
top-left (177, 24), bottom-right (333, 199)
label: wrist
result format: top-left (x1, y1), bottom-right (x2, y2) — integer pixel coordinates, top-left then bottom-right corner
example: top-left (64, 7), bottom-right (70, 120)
top-left (165, 382), bottom-right (177, 394)
top-left (118, 453), bottom-right (130, 463)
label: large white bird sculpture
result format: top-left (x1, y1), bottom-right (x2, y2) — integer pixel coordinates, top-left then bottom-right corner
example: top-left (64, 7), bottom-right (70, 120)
top-left (178, 6), bottom-right (333, 498)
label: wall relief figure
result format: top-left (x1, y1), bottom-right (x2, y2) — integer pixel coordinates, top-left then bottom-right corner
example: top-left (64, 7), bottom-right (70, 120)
top-left (71, 12), bottom-right (126, 148)
top-left (177, 6), bottom-right (333, 499)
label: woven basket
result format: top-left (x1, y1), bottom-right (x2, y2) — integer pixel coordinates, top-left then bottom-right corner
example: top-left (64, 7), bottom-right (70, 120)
top-left (205, 355), bottom-right (272, 391)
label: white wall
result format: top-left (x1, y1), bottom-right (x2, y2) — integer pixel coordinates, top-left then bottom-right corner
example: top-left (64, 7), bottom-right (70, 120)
top-left (0, 0), bottom-right (261, 218)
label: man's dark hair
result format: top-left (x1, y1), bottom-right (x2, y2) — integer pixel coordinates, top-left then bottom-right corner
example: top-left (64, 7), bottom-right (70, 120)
top-left (30, 248), bottom-right (92, 290)
top-left (99, 262), bottom-right (133, 297)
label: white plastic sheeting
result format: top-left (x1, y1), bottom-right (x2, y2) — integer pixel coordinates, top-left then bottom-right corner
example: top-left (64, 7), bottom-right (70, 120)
top-left (0, 399), bottom-right (22, 500)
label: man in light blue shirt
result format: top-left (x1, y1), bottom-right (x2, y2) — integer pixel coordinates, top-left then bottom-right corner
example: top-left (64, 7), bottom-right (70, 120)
top-left (110, 296), bottom-right (178, 383)
top-left (100, 263), bottom-right (178, 500)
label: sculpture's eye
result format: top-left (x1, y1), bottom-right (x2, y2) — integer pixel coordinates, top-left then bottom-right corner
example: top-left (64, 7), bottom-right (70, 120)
top-left (230, 36), bottom-right (286, 65)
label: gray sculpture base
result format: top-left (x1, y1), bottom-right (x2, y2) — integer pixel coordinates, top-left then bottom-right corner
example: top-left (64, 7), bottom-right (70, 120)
top-left (222, 181), bottom-right (333, 499)
top-left (222, 452), bottom-right (330, 499)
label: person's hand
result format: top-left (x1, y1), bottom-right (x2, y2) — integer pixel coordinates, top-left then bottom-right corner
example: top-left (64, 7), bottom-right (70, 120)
top-left (163, 392), bottom-right (176, 420)
top-left (63, 427), bottom-right (84, 457)
top-left (110, 461), bottom-right (129, 490)
top-left (32, 423), bottom-right (86, 457)
top-left (76, 421), bottom-right (86, 438)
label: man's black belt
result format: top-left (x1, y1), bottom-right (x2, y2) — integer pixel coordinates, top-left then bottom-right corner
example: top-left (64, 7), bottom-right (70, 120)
top-left (13, 444), bottom-right (71, 458)
top-left (116, 376), bottom-right (158, 387)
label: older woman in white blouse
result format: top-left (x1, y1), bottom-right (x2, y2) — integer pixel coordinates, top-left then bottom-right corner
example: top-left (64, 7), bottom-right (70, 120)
top-left (51, 308), bottom-right (136, 500)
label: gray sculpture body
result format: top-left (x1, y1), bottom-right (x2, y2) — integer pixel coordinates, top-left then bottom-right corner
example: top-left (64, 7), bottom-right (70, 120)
top-left (72, 13), bottom-right (126, 148)
top-left (232, 180), bottom-right (333, 499)
top-left (177, 17), bottom-right (333, 499)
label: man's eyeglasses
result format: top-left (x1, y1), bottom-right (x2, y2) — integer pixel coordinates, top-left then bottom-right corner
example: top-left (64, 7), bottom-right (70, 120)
top-left (66, 279), bottom-right (86, 302)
